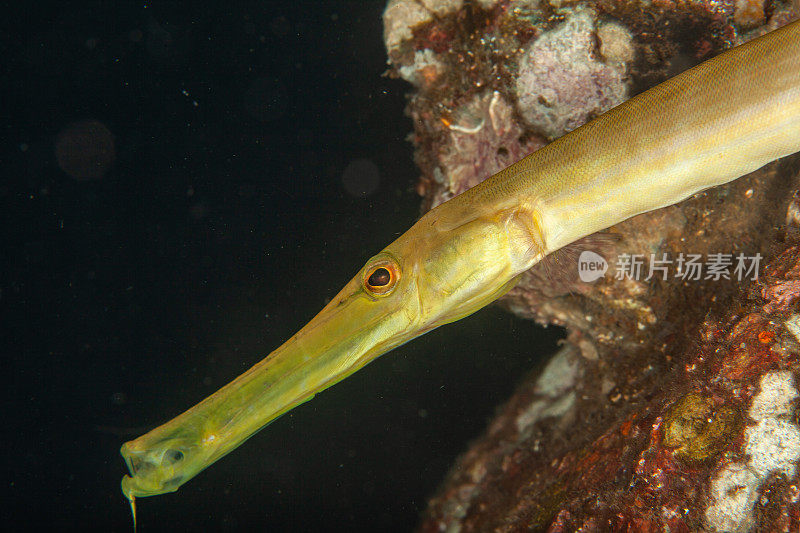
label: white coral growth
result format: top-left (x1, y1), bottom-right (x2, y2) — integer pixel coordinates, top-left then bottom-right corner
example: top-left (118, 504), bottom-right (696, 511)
top-left (705, 371), bottom-right (800, 532)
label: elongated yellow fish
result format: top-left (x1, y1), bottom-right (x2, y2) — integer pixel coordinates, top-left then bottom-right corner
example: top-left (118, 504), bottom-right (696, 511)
top-left (120, 18), bottom-right (800, 521)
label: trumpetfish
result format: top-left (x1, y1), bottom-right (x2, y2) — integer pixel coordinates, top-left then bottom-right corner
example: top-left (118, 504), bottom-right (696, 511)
top-left (119, 18), bottom-right (800, 526)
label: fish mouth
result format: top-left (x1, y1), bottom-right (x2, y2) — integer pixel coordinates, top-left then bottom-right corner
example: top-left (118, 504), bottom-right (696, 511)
top-left (120, 441), bottom-right (187, 499)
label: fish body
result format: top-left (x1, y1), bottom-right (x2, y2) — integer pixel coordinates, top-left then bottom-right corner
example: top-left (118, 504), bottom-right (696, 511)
top-left (120, 19), bottom-right (800, 512)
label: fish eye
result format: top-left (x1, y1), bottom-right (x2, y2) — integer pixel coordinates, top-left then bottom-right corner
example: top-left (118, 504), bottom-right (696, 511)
top-left (364, 260), bottom-right (400, 296)
top-left (162, 449), bottom-right (184, 466)
top-left (368, 268), bottom-right (391, 286)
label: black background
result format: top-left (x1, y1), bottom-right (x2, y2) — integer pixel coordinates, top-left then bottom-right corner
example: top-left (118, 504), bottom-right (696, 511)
top-left (2, 2), bottom-right (562, 531)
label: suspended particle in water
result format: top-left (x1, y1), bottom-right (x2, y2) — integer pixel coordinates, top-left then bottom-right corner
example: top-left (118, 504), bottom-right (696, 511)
top-left (342, 158), bottom-right (380, 198)
top-left (54, 119), bottom-right (116, 180)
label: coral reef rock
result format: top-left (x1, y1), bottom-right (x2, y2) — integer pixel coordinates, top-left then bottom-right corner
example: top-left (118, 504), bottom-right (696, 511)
top-left (383, 0), bottom-right (800, 530)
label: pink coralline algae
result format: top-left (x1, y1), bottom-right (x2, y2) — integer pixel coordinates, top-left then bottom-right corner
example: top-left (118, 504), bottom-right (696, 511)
top-left (514, 6), bottom-right (629, 139)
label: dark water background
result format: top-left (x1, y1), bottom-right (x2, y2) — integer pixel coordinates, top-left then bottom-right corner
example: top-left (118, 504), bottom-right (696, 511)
top-left (3, 2), bottom-right (563, 531)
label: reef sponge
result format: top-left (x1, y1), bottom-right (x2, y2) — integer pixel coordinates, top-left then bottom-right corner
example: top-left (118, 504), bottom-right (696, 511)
top-left (662, 392), bottom-right (739, 462)
top-left (514, 6), bottom-right (630, 139)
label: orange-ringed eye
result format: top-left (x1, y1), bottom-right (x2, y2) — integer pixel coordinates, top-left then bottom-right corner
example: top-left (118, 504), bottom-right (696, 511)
top-left (364, 261), bottom-right (399, 296)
